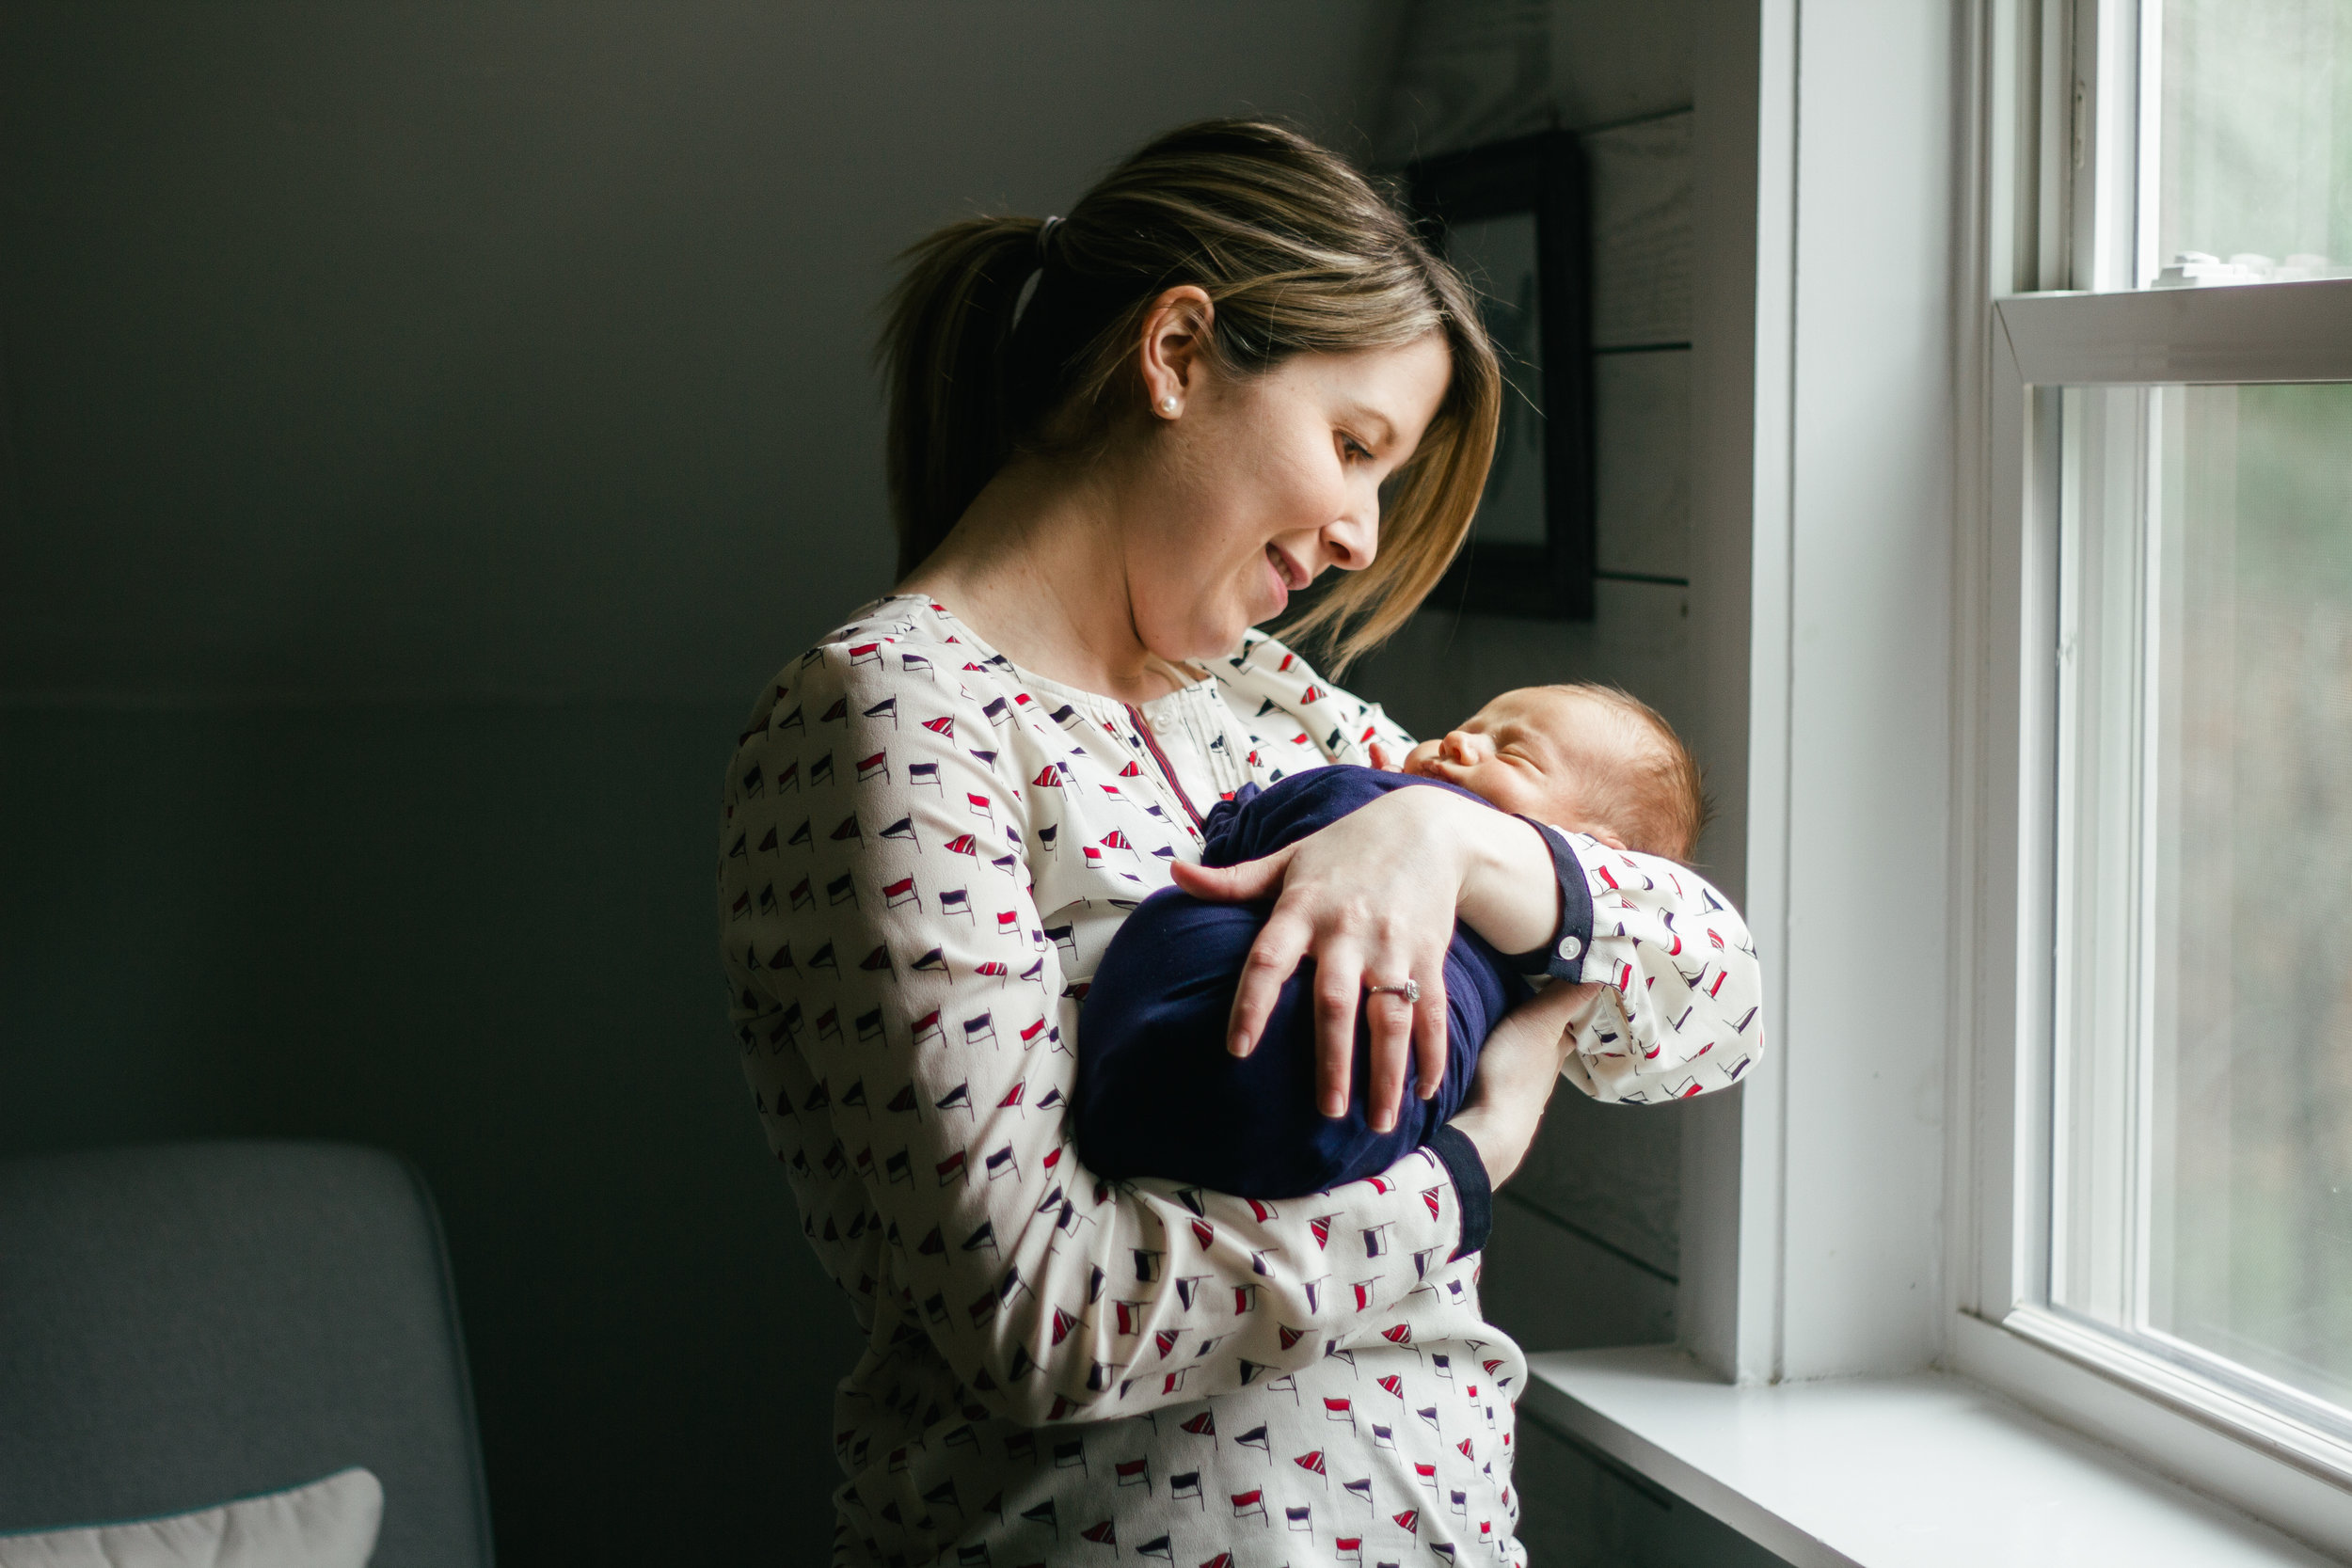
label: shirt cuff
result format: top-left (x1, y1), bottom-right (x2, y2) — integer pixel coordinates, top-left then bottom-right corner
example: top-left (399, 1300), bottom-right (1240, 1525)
top-left (1503, 817), bottom-right (1594, 982)
top-left (1424, 1123), bottom-right (1492, 1261)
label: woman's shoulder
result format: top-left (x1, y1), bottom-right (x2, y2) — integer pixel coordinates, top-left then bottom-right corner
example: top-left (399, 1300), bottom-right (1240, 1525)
top-left (806, 594), bottom-right (993, 675)
top-left (1207, 626), bottom-right (1414, 772)
top-left (739, 594), bottom-right (994, 733)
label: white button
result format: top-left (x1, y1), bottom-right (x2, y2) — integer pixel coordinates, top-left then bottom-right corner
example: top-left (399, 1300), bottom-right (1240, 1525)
top-left (1556, 935), bottom-right (1583, 962)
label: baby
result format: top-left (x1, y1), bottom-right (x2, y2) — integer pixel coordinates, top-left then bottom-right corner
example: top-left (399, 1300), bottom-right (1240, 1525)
top-left (1073, 683), bottom-right (1710, 1200)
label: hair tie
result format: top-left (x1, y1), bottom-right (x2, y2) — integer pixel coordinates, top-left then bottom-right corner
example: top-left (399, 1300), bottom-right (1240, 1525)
top-left (1036, 214), bottom-right (1063, 261)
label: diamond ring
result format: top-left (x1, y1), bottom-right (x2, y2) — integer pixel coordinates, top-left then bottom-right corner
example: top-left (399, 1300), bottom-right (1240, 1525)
top-left (1365, 979), bottom-right (1421, 1005)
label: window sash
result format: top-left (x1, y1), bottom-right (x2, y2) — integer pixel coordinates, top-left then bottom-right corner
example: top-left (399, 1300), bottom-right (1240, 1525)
top-left (1976, 276), bottom-right (2352, 1493)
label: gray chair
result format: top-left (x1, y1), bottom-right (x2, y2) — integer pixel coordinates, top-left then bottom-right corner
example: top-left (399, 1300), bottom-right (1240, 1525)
top-left (0, 1140), bottom-right (494, 1565)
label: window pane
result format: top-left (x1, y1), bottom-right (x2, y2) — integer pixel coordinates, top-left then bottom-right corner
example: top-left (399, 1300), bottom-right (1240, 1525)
top-left (2151, 0), bottom-right (2352, 286)
top-left (2055, 381), bottom-right (2352, 1433)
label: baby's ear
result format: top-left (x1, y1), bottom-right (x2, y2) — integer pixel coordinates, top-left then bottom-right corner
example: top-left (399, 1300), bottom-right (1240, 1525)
top-left (1597, 832), bottom-right (1629, 851)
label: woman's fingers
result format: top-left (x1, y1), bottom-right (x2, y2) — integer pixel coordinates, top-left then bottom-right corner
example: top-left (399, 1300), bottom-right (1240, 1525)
top-left (1363, 985), bottom-right (1414, 1132)
top-left (1228, 908), bottom-right (1313, 1057)
top-left (1412, 958), bottom-right (1450, 1101)
top-left (1312, 941), bottom-right (1368, 1119)
top-left (1170, 846), bottom-right (1295, 905)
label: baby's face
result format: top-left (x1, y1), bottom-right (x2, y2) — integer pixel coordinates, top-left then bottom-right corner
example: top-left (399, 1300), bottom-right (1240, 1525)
top-left (1399, 687), bottom-right (1628, 847)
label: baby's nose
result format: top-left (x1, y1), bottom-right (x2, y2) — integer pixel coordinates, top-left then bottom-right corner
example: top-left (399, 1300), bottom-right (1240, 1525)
top-left (1443, 730), bottom-right (1483, 764)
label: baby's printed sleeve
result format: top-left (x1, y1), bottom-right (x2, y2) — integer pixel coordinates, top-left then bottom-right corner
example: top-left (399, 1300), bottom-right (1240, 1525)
top-left (1544, 834), bottom-right (1767, 1104)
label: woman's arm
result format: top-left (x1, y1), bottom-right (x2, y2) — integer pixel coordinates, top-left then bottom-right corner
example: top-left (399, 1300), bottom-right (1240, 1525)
top-left (1448, 979), bottom-right (1604, 1184)
top-left (1168, 786), bottom-right (1560, 1125)
top-left (1542, 832), bottom-right (1768, 1103)
top-left (1170, 790), bottom-right (1768, 1173)
top-left (723, 643), bottom-right (1486, 1425)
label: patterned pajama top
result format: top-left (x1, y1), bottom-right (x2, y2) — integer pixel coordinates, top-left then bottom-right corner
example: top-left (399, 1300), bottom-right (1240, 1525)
top-left (717, 594), bottom-right (1763, 1568)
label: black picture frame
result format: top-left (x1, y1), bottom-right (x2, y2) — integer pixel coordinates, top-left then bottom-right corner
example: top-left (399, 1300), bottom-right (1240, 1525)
top-left (1406, 128), bottom-right (1595, 620)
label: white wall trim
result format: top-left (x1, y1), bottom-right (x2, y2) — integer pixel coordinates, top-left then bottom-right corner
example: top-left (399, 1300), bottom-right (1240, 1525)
top-left (1682, 0), bottom-right (1963, 1386)
top-left (1677, 0), bottom-right (1796, 1385)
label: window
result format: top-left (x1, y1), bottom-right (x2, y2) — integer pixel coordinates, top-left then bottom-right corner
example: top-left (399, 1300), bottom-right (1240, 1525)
top-left (2072, 0), bottom-right (2352, 293)
top-left (1964, 0), bottom-right (2352, 1531)
top-left (2144, 0), bottom-right (2352, 288)
top-left (2051, 379), bottom-right (2352, 1443)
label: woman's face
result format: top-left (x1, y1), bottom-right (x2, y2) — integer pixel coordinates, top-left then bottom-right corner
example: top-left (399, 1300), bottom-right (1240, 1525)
top-left (1121, 330), bottom-right (1454, 664)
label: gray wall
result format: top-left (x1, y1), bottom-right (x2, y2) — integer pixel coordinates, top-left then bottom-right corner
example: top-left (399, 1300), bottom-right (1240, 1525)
top-left (0, 5), bottom-right (1402, 1562)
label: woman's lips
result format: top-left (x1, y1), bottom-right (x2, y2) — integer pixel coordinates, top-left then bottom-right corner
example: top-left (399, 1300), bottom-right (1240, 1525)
top-left (1263, 544), bottom-right (1295, 612)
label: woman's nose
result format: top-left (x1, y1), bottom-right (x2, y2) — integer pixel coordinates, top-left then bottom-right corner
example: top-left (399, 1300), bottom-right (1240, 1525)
top-left (1320, 496), bottom-right (1379, 572)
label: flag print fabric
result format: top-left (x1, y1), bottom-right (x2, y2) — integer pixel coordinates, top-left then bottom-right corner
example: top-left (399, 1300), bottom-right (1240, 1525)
top-left (718, 595), bottom-right (1755, 1567)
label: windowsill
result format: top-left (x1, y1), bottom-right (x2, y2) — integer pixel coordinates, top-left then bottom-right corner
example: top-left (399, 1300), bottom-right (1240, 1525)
top-left (1521, 1346), bottom-right (2337, 1568)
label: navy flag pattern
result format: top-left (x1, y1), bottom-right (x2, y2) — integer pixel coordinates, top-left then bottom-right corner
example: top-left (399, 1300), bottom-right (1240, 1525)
top-left (719, 595), bottom-right (1752, 1567)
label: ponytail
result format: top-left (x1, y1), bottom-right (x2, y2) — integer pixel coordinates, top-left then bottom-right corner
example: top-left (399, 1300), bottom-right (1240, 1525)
top-left (877, 216), bottom-right (1044, 579)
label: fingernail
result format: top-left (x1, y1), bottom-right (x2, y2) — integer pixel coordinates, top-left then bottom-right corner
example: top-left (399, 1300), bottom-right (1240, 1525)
top-left (1373, 1115), bottom-right (1395, 1133)
top-left (1230, 1035), bottom-right (1251, 1057)
top-left (1322, 1095), bottom-right (1343, 1117)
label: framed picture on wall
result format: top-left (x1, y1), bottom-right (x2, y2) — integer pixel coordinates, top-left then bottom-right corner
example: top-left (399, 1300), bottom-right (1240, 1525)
top-left (1406, 128), bottom-right (1595, 619)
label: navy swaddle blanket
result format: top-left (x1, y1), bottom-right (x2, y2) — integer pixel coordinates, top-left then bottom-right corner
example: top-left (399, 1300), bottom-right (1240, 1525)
top-left (1075, 768), bottom-right (1534, 1199)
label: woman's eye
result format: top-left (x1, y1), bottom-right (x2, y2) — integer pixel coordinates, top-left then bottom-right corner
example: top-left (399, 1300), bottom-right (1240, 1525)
top-left (1339, 434), bottom-right (1373, 461)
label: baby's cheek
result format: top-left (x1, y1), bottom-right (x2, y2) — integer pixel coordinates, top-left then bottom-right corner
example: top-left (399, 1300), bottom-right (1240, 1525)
top-left (1491, 771), bottom-right (1563, 820)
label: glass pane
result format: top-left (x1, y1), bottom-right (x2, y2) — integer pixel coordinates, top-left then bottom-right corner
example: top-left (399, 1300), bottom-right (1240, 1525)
top-left (2150, 0), bottom-right (2352, 286)
top-left (1445, 213), bottom-right (1548, 546)
top-left (2055, 381), bottom-right (2352, 1434)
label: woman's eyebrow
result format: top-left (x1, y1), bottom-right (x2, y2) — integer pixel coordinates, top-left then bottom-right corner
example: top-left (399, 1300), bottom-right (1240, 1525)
top-left (1343, 404), bottom-right (1399, 447)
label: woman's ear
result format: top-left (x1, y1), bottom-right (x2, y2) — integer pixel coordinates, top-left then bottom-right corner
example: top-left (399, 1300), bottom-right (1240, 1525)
top-left (1138, 284), bottom-right (1216, 418)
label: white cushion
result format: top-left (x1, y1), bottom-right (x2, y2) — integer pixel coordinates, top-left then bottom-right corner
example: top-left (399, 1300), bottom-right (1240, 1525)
top-left (0, 1467), bottom-right (382, 1568)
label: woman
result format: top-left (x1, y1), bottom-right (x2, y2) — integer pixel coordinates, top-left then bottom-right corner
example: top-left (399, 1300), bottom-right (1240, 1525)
top-left (720, 120), bottom-right (1755, 1566)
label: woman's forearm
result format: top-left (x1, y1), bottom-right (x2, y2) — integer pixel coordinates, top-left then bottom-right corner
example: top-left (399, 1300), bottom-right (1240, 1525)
top-left (1428, 788), bottom-right (1562, 957)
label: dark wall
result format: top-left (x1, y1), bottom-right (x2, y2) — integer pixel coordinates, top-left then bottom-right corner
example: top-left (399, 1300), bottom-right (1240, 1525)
top-left (0, 701), bottom-right (831, 1549)
top-left (0, 2), bottom-right (1401, 701)
top-left (0, 5), bottom-right (1401, 1562)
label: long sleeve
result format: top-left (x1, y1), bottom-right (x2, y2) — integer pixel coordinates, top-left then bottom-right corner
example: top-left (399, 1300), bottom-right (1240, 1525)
top-left (720, 637), bottom-right (1474, 1427)
top-left (1542, 832), bottom-right (1768, 1104)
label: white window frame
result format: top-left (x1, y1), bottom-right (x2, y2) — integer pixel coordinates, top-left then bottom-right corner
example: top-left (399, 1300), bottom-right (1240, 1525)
top-left (1948, 1), bottom-right (2352, 1550)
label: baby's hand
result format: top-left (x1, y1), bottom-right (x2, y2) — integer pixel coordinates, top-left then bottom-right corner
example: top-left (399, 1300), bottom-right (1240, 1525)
top-left (1367, 740), bottom-right (1402, 772)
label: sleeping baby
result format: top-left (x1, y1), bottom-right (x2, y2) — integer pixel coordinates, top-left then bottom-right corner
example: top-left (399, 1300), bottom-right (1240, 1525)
top-left (1073, 682), bottom-right (1759, 1200)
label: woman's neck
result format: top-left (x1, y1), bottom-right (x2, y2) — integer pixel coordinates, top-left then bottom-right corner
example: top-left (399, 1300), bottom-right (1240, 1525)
top-left (898, 452), bottom-right (1187, 705)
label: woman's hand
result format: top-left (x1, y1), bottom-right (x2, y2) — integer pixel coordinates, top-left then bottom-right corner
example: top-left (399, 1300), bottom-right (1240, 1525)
top-left (1449, 980), bottom-right (1598, 1186)
top-left (1168, 784), bottom-right (1562, 1135)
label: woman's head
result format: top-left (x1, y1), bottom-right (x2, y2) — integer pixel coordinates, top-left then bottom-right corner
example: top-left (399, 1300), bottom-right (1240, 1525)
top-left (880, 119), bottom-right (1500, 670)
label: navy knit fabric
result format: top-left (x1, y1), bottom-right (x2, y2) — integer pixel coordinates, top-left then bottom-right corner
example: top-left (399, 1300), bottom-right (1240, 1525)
top-left (1076, 768), bottom-right (1535, 1201)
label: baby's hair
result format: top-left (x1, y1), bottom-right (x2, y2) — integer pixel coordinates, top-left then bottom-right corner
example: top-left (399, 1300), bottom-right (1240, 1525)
top-left (1543, 683), bottom-right (1711, 863)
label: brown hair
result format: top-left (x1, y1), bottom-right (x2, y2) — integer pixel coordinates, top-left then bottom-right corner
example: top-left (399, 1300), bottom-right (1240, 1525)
top-left (1548, 684), bottom-right (1712, 863)
top-left (878, 119), bottom-right (1501, 671)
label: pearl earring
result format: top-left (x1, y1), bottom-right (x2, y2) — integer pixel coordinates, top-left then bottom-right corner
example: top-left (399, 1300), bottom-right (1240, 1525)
top-left (1158, 395), bottom-right (1179, 415)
